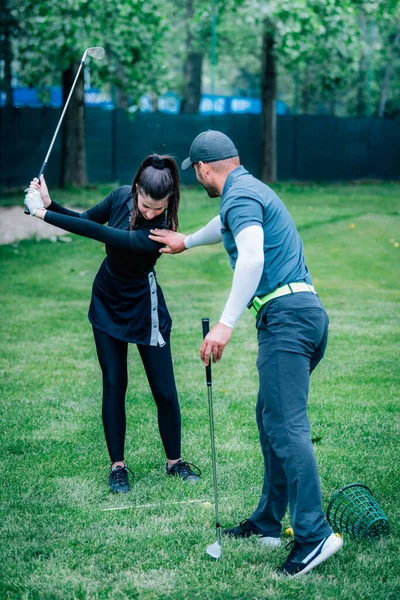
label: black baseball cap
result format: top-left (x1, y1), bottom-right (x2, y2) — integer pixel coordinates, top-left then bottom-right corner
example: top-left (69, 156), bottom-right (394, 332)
top-left (181, 130), bottom-right (238, 170)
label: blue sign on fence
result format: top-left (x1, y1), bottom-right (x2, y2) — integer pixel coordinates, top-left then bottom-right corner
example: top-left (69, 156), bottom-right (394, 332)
top-left (200, 96), bottom-right (228, 114)
top-left (229, 97), bottom-right (261, 113)
top-left (199, 95), bottom-right (289, 115)
top-left (0, 86), bottom-right (113, 108)
top-left (1, 87), bottom-right (289, 115)
top-left (158, 92), bottom-right (181, 114)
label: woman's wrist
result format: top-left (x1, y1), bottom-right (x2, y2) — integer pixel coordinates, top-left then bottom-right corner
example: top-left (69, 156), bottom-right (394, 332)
top-left (43, 196), bottom-right (52, 208)
top-left (35, 208), bottom-right (47, 220)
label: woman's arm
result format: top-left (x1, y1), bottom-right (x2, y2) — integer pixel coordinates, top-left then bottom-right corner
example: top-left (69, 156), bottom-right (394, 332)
top-left (30, 176), bottom-right (112, 223)
top-left (34, 207), bottom-right (164, 253)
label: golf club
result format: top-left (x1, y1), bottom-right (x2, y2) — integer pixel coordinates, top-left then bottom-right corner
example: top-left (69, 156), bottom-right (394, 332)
top-left (202, 318), bottom-right (222, 560)
top-left (24, 46), bottom-right (105, 214)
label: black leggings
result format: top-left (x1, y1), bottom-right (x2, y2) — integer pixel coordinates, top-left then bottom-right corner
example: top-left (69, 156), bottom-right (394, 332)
top-left (93, 327), bottom-right (181, 463)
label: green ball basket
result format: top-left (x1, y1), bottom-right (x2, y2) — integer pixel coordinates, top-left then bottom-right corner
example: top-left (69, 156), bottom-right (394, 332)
top-left (327, 483), bottom-right (390, 539)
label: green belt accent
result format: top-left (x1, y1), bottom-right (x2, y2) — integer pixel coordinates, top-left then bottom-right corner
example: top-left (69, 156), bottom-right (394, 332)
top-left (250, 282), bottom-right (317, 318)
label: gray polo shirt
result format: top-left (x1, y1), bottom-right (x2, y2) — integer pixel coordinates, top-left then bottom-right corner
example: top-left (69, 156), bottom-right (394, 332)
top-left (220, 166), bottom-right (312, 298)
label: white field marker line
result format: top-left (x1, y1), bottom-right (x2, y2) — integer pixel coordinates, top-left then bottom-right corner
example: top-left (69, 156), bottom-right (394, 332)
top-left (102, 498), bottom-right (213, 511)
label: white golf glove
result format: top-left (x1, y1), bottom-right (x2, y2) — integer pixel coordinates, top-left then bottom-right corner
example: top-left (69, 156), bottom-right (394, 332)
top-left (24, 187), bottom-right (44, 216)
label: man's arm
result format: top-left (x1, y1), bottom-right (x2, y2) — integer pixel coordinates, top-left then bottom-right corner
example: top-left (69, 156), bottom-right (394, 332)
top-left (200, 225), bottom-right (264, 366)
top-left (184, 216), bottom-right (222, 248)
top-left (219, 225), bottom-right (264, 327)
top-left (148, 215), bottom-right (222, 253)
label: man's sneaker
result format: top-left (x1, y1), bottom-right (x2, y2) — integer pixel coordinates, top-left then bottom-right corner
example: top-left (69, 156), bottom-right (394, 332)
top-left (259, 536), bottom-right (282, 548)
top-left (279, 533), bottom-right (343, 577)
top-left (108, 464), bottom-right (134, 494)
top-left (223, 519), bottom-right (281, 548)
top-left (166, 460), bottom-right (201, 482)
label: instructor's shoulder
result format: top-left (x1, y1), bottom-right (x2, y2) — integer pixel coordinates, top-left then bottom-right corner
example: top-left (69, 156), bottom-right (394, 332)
top-left (225, 186), bottom-right (264, 207)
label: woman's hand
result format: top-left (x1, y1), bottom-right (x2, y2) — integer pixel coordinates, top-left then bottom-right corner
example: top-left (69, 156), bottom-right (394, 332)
top-left (29, 175), bottom-right (52, 207)
top-left (24, 187), bottom-right (44, 216)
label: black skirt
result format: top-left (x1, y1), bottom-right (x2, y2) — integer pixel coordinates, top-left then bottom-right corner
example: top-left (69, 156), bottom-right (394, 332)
top-left (88, 259), bottom-right (172, 346)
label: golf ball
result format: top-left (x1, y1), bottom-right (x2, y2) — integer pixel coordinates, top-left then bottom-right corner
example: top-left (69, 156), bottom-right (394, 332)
top-left (203, 502), bottom-right (212, 507)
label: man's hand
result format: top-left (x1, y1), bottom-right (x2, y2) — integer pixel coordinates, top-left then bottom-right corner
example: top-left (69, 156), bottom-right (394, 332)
top-left (24, 187), bottom-right (44, 216)
top-left (29, 175), bottom-right (52, 207)
top-left (200, 322), bottom-right (233, 366)
top-left (148, 229), bottom-right (187, 254)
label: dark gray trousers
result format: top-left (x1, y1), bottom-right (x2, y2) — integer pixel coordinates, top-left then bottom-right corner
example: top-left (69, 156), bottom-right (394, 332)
top-left (249, 292), bottom-right (333, 543)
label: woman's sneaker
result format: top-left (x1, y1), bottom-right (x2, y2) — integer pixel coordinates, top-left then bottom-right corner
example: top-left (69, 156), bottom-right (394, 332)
top-left (279, 533), bottom-right (343, 577)
top-left (108, 464), bottom-right (134, 493)
top-left (166, 460), bottom-right (201, 482)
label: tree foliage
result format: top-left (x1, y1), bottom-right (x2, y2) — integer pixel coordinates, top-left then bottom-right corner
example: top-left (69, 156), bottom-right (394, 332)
top-left (192, 0), bottom-right (400, 118)
top-left (14, 0), bottom-right (166, 103)
top-left (3, 0), bottom-right (400, 186)
top-left (8, 0), bottom-right (399, 117)
top-left (10, 0), bottom-right (166, 185)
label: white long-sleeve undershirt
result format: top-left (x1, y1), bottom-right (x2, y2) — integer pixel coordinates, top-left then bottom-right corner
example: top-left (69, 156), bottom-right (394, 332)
top-left (219, 225), bottom-right (264, 328)
top-left (184, 218), bottom-right (264, 328)
top-left (184, 216), bottom-right (223, 248)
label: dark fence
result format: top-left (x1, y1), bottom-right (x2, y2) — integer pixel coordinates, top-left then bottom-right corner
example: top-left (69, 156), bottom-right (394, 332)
top-left (1, 108), bottom-right (399, 187)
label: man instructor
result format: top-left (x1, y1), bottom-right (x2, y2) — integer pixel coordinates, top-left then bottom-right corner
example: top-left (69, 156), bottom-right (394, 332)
top-left (149, 130), bottom-right (343, 576)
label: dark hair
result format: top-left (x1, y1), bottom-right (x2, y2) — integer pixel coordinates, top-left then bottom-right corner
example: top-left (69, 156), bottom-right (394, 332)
top-left (129, 154), bottom-right (180, 230)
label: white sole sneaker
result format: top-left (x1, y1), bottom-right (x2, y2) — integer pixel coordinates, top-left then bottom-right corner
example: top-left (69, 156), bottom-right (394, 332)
top-left (293, 533), bottom-right (343, 577)
top-left (259, 536), bottom-right (282, 549)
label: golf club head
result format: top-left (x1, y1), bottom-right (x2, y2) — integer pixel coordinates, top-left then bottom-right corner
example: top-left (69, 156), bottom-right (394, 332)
top-left (87, 47), bottom-right (105, 60)
top-left (206, 541), bottom-right (221, 560)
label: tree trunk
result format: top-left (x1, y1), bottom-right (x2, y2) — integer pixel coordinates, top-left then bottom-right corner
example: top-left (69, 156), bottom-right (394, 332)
top-left (357, 12), bottom-right (367, 117)
top-left (116, 87), bottom-right (128, 109)
top-left (60, 63), bottom-right (87, 187)
top-left (378, 30), bottom-right (400, 118)
top-left (329, 92), bottom-right (336, 117)
top-left (115, 61), bottom-right (129, 109)
top-left (181, 53), bottom-right (203, 113)
top-left (301, 73), bottom-right (311, 114)
top-left (357, 58), bottom-right (367, 116)
top-left (1, 1), bottom-right (14, 107)
top-left (180, 0), bottom-right (203, 113)
top-left (260, 18), bottom-right (277, 183)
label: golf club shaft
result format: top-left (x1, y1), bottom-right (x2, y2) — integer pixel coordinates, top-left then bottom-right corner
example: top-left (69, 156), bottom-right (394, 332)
top-left (43, 58), bottom-right (86, 168)
top-left (24, 54), bottom-right (86, 214)
top-left (202, 318), bottom-right (221, 535)
top-left (207, 385), bottom-right (220, 529)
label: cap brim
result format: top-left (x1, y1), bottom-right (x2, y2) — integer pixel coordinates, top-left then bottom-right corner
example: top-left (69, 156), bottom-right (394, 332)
top-left (181, 157), bottom-right (192, 171)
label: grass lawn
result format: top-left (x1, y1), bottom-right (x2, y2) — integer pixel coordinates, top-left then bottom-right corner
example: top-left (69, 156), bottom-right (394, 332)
top-left (0, 182), bottom-right (399, 599)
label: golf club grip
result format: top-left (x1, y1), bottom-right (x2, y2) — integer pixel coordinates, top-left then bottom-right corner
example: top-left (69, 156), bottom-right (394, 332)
top-left (38, 161), bottom-right (47, 180)
top-left (24, 162), bottom-right (47, 215)
top-left (202, 318), bottom-right (212, 386)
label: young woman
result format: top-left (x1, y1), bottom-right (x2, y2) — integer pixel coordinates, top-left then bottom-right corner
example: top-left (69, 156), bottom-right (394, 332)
top-left (24, 154), bottom-right (200, 493)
